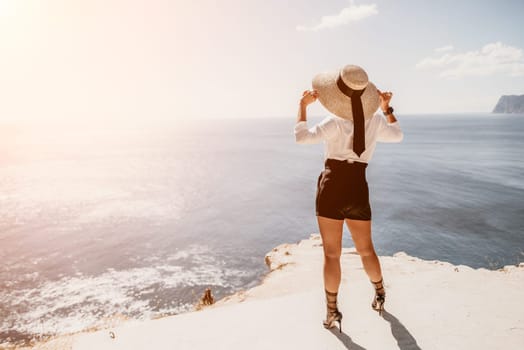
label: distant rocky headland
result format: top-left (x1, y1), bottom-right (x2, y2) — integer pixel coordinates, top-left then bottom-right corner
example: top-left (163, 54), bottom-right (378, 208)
top-left (492, 95), bottom-right (524, 113)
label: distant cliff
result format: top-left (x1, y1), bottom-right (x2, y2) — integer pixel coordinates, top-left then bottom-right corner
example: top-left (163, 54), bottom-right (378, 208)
top-left (492, 95), bottom-right (524, 113)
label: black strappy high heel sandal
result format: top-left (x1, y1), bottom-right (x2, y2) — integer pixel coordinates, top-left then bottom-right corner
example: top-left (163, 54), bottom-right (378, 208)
top-left (371, 278), bottom-right (386, 316)
top-left (323, 289), bottom-right (343, 332)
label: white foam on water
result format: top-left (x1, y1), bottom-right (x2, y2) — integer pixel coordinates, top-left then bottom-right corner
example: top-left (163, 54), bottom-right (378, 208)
top-left (0, 247), bottom-right (255, 344)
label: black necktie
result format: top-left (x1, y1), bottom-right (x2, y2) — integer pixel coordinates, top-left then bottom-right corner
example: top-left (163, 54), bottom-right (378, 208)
top-left (336, 75), bottom-right (366, 157)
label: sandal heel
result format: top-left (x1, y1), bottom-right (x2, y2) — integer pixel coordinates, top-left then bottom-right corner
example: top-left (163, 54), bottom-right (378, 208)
top-left (323, 289), bottom-right (343, 332)
top-left (370, 278), bottom-right (386, 315)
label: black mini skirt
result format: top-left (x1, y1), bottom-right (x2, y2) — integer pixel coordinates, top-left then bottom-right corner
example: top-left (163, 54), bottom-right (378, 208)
top-left (315, 158), bottom-right (372, 221)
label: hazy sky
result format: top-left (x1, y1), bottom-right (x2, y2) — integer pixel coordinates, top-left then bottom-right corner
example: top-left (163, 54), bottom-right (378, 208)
top-left (0, 0), bottom-right (523, 122)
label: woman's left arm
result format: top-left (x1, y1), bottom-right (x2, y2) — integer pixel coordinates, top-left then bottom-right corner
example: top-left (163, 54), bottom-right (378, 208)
top-left (295, 116), bottom-right (337, 144)
top-left (294, 89), bottom-right (337, 144)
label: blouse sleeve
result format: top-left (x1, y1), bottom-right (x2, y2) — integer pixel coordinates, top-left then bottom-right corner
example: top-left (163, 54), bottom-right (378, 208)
top-left (376, 113), bottom-right (404, 143)
top-left (294, 116), bottom-right (338, 144)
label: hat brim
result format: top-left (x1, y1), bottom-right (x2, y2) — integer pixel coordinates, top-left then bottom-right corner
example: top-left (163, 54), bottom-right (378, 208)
top-left (312, 70), bottom-right (380, 121)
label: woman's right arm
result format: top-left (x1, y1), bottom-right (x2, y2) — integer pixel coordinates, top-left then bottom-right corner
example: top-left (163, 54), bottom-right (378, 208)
top-left (376, 89), bottom-right (403, 142)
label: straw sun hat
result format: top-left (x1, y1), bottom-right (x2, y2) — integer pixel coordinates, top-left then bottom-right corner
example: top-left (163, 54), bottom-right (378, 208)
top-left (312, 64), bottom-right (380, 121)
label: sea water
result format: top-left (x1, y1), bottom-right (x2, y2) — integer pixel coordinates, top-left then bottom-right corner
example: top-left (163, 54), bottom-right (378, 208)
top-left (1, 113), bottom-right (523, 345)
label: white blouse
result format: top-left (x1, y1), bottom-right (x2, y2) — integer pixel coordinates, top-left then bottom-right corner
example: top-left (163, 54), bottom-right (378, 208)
top-left (294, 111), bottom-right (404, 163)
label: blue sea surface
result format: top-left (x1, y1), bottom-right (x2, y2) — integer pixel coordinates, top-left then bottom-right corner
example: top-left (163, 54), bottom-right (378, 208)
top-left (1, 113), bottom-right (523, 345)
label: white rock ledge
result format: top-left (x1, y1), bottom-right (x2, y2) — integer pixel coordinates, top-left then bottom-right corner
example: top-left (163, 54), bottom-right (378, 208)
top-left (22, 233), bottom-right (524, 350)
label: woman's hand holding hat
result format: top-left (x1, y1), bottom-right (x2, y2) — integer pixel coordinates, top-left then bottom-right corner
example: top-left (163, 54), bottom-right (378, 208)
top-left (297, 89), bottom-right (318, 123)
top-left (377, 89), bottom-right (393, 111)
top-left (300, 89), bottom-right (319, 107)
top-left (377, 88), bottom-right (397, 123)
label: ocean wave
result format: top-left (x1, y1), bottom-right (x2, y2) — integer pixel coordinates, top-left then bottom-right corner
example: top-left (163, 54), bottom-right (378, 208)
top-left (0, 247), bottom-right (255, 346)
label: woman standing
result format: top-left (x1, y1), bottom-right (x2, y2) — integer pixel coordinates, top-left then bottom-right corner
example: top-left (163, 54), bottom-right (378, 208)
top-left (294, 64), bottom-right (403, 332)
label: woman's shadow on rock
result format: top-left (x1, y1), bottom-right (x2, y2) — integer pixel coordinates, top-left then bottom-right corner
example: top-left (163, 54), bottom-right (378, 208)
top-left (329, 310), bottom-right (421, 350)
top-left (328, 328), bottom-right (367, 350)
top-left (381, 310), bottom-right (422, 350)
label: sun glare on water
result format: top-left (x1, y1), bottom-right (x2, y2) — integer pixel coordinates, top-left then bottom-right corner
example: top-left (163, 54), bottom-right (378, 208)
top-left (0, 0), bottom-right (15, 15)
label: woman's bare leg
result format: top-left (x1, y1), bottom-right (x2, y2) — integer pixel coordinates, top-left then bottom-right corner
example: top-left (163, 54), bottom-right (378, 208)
top-left (344, 219), bottom-right (382, 282)
top-left (317, 216), bottom-right (344, 293)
